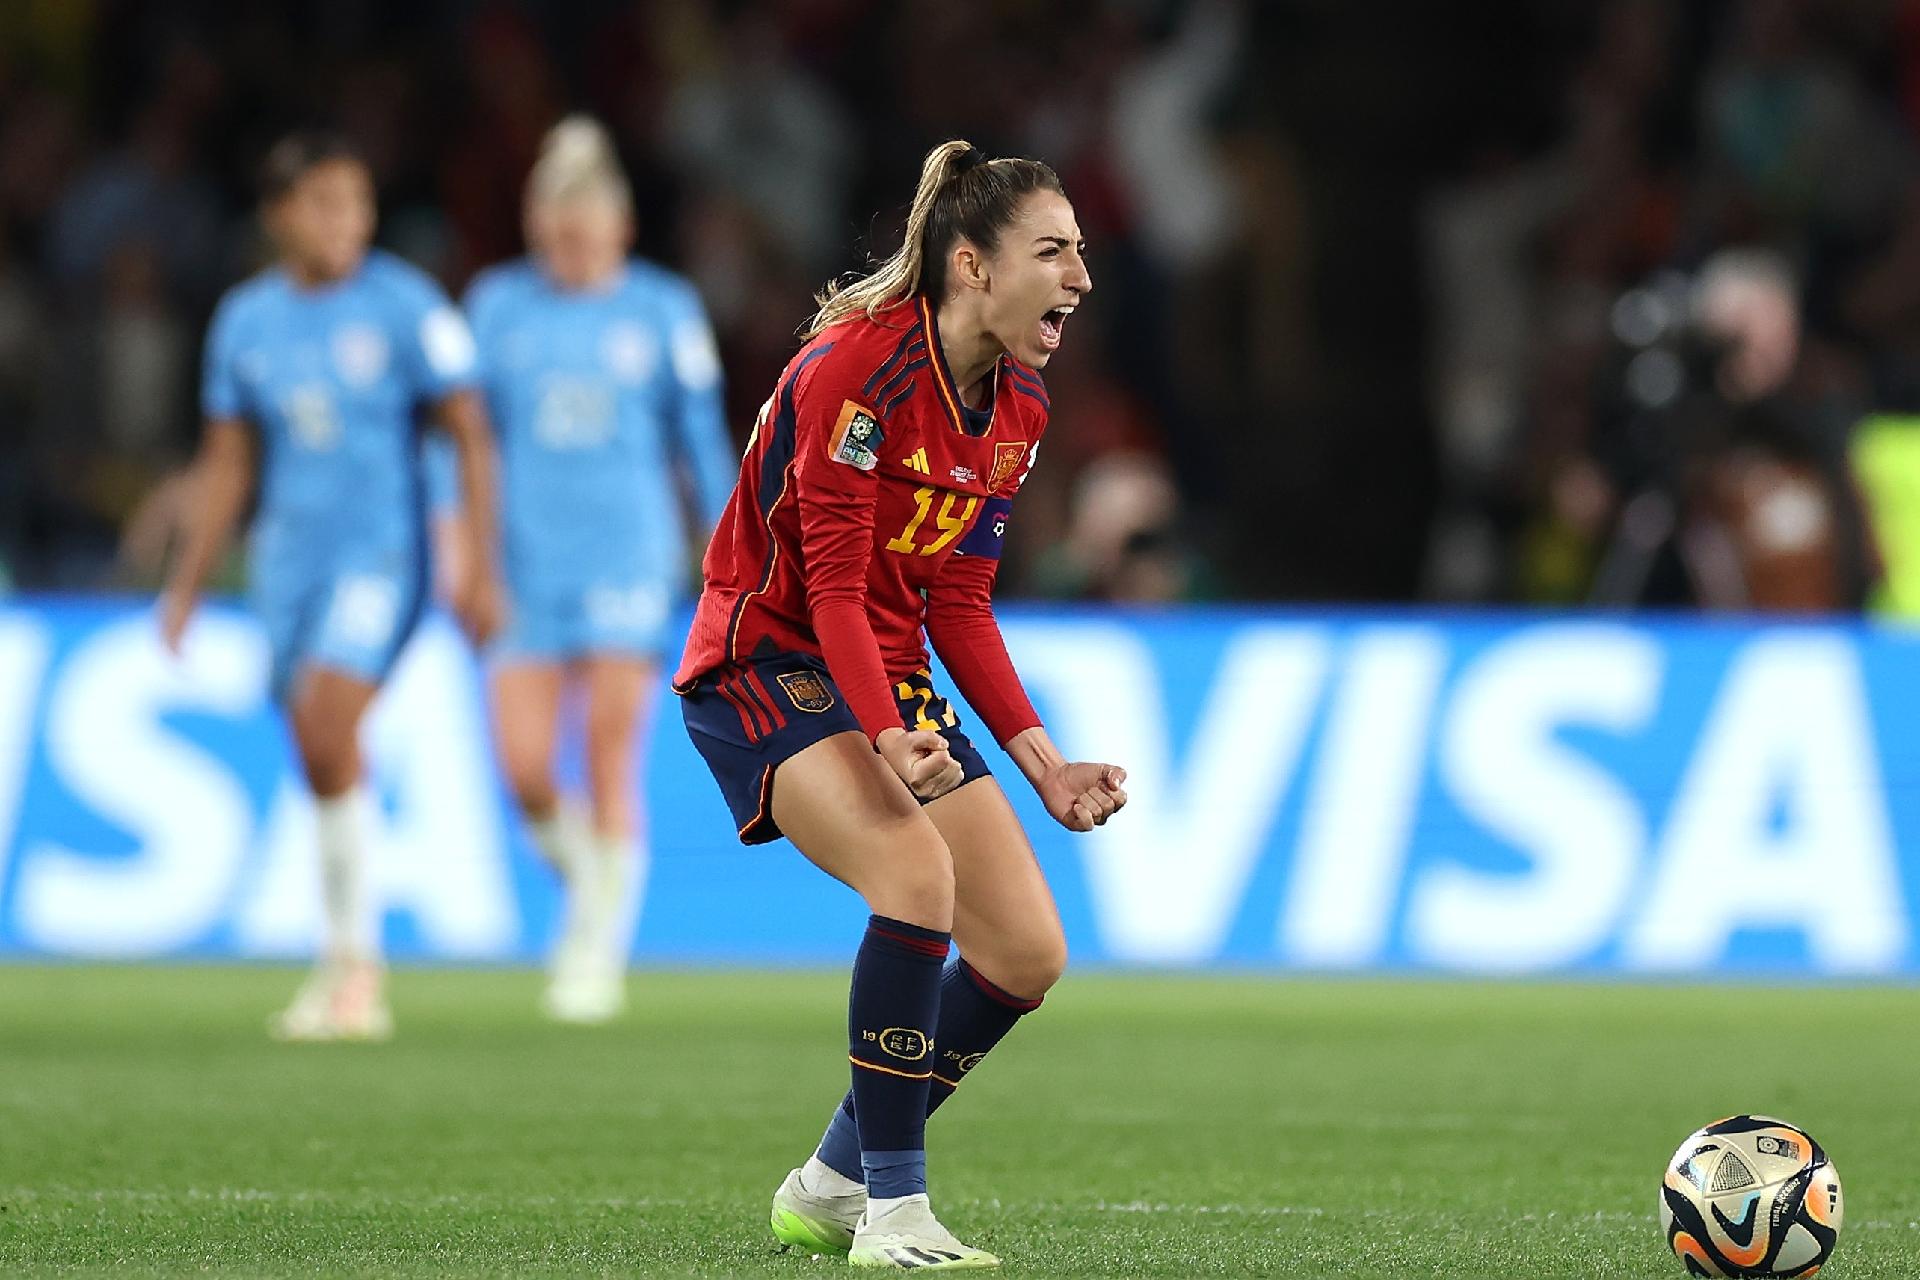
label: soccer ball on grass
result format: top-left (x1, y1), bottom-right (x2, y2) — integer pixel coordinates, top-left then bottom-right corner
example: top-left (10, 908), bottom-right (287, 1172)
top-left (1660, 1115), bottom-right (1843, 1277)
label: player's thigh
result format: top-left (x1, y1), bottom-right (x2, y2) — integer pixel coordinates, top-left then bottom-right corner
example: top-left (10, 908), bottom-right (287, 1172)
top-left (490, 661), bottom-right (566, 785)
top-left (580, 654), bottom-right (656, 833)
top-left (771, 731), bottom-right (956, 930)
top-left (252, 560), bottom-right (331, 705)
top-left (579, 653), bottom-right (657, 763)
top-left (287, 665), bottom-right (381, 794)
top-left (925, 778), bottom-right (1067, 999)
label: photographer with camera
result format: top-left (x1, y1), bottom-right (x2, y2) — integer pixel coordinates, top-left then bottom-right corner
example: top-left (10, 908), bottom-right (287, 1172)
top-left (1585, 248), bottom-right (1872, 612)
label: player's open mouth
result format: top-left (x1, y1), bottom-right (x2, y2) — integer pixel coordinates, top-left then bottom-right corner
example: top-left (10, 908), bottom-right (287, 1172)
top-left (1038, 305), bottom-right (1074, 351)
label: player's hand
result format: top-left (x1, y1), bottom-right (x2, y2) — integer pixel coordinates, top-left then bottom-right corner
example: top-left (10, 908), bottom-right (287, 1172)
top-left (158, 587), bottom-right (196, 656)
top-left (452, 567), bottom-right (506, 648)
top-left (1039, 761), bottom-right (1128, 832)
top-left (878, 727), bottom-right (965, 801)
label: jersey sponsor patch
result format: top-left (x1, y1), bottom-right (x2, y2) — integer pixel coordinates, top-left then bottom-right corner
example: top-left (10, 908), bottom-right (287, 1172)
top-left (954, 496), bottom-right (1014, 560)
top-left (775, 669), bottom-right (836, 713)
top-left (988, 440), bottom-right (1028, 492)
top-left (828, 399), bottom-right (884, 471)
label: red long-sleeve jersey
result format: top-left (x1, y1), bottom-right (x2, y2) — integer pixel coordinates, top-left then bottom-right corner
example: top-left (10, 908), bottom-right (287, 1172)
top-left (675, 297), bottom-right (1047, 746)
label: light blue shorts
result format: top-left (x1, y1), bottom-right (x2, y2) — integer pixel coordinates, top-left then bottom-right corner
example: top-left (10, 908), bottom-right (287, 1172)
top-left (251, 552), bottom-right (428, 702)
top-left (494, 578), bottom-right (674, 664)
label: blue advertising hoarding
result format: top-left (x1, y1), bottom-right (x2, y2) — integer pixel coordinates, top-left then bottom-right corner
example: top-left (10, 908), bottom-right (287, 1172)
top-left (1, 598), bottom-right (1916, 975)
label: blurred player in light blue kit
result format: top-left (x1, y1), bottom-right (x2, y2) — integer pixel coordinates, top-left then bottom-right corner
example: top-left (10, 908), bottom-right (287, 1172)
top-left (456, 117), bottom-right (734, 1022)
top-left (161, 134), bottom-right (503, 1040)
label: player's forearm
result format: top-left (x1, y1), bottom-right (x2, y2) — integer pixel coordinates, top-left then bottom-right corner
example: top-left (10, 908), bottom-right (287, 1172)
top-left (925, 559), bottom-right (1042, 745)
top-left (438, 391), bottom-right (500, 572)
top-left (810, 592), bottom-right (905, 744)
top-left (796, 471), bottom-right (896, 743)
top-left (1004, 726), bottom-right (1068, 792)
top-left (454, 447), bottom-right (498, 573)
top-left (685, 400), bottom-right (738, 531)
top-left (929, 625), bottom-right (1043, 745)
top-left (166, 428), bottom-right (252, 601)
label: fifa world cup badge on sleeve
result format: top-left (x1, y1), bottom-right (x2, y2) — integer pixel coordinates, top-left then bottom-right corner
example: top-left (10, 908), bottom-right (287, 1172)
top-left (829, 400), bottom-right (883, 471)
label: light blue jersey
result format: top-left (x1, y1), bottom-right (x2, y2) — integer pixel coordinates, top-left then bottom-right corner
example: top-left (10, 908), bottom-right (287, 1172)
top-left (203, 249), bottom-right (479, 697)
top-left (461, 258), bottom-right (736, 660)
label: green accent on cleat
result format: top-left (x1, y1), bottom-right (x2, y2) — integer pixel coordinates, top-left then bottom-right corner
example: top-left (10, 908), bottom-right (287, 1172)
top-left (772, 1204), bottom-right (856, 1254)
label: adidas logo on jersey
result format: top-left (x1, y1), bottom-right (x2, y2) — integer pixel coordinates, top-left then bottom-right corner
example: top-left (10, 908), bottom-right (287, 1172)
top-left (902, 447), bottom-right (931, 474)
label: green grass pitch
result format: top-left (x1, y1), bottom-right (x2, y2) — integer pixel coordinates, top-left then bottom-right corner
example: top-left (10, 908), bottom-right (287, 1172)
top-left (2, 968), bottom-right (1917, 1278)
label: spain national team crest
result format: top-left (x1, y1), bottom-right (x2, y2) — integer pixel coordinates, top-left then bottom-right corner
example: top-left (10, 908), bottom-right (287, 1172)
top-left (988, 440), bottom-right (1028, 492)
top-left (776, 669), bottom-right (836, 713)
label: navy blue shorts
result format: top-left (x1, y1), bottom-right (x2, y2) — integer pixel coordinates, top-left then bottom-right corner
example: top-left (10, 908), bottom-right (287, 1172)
top-left (679, 652), bottom-right (992, 845)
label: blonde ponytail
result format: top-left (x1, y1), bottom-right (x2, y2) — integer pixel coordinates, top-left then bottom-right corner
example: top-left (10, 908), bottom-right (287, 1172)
top-left (801, 140), bottom-right (978, 339)
top-left (527, 114), bottom-right (631, 212)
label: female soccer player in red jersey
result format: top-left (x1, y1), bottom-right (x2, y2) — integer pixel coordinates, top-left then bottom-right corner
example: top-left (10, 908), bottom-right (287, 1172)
top-left (675, 140), bottom-right (1127, 1270)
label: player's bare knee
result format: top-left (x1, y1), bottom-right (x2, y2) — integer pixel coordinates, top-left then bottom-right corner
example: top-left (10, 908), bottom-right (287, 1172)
top-left (583, 739), bottom-right (632, 800)
top-left (586, 785), bottom-right (631, 838)
top-left (980, 930), bottom-right (1068, 999)
top-left (297, 741), bottom-right (358, 798)
top-left (1021, 931), bottom-right (1069, 995)
top-left (502, 759), bottom-right (556, 817)
top-left (291, 731), bottom-right (349, 797)
top-left (584, 705), bottom-right (634, 760)
top-left (866, 835), bottom-right (955, 929)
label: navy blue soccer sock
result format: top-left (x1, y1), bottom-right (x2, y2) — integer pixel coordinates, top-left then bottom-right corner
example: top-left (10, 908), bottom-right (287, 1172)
top-left (926, 956), bottom-right (1042, 1115)
top-left (846, 913), bottom-right (949, 1199)
top-left (815, 954), bottom-right (1042, 1182)
top-left (815, 1092), bottom-right (863, 1183)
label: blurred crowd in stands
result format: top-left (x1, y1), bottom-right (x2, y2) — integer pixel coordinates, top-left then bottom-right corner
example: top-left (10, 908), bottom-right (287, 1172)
top-left (11, 0), bottom-right (1920, 611)
top-left (1428, 0), bottom-right (1920, 612)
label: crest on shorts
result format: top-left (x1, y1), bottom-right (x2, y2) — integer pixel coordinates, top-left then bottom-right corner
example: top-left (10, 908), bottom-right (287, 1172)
top-left (829, 400), bottom-right (883, 471)
top-left (988, 440), bottom-right (1028, 492)
top-left (776, 669), bottom-right (835, 713)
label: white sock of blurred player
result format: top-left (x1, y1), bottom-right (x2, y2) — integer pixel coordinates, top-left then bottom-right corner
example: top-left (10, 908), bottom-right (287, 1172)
top-left (272, 784), bottom-right (391, 1041)
top-left (542, 814), bottom-right (644, 1024)
top-left (583, 829), bottom-right (644, 960)
top-left (318, 786), bottom-right (376, 960)
top-left (528, 798), bottom-right (594, 883)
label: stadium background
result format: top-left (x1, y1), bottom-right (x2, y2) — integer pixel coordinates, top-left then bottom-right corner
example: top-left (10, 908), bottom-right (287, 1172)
top-left (11, 0), bottom-right (1920, 974)
top-left (7, 0), bottom-right (1920, 975)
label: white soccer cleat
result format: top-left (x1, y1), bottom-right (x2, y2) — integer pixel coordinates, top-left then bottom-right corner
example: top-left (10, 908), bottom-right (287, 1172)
top-left (770, 1166), bottom-right (866, 1254)
top-left (268, 959), bottom-right (391, 1042)
top-left (542, 850), bottom-right (635, 1024)
top-left (541, 962), bottom-right (625, 1024)
top-left (848, 1194), bottom-right (1000, 1270)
